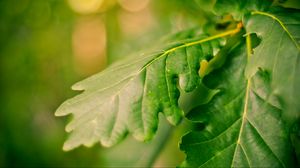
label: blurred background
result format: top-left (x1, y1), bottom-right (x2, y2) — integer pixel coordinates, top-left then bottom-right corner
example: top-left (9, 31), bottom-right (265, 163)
top-left (0, 0), bottom-right (210, 167)
top-left (1, 0), bottom-right (299, 167)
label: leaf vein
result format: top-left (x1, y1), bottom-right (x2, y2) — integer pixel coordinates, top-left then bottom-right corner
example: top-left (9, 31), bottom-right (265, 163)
top-left (247, 119), bottom-right (286, 168)
top-left (187, 118), bottom-right (242, 146)
top-left (199, 142), bottom-right (237, 168)
top-left (252, 11), bottom-right (300, 51)
top-left (239, 143), bottom-right (251, 167)
top-left (164, 55), bottom-right (173, 110)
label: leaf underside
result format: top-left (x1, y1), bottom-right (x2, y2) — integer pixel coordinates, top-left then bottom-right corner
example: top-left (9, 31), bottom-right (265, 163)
top-left (55, 33), bottom-right (222, 151)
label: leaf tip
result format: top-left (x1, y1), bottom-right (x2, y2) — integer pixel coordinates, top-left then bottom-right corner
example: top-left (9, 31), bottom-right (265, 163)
top-left (54, 111), bottom-right (61, 117)
top-left (71, 83), bottom-right (84, 91)
top-left (54, 103), bottom-right (70, 117)
top-left (132, 130), bottom-right (155, 142)
top-left (65, 124), bottom-right (73, 132)
top-left (62, 142), bottom-right (73, 152)
top-left (54, 108), bottom-right (65, 117)
top-left (100, 140), bottom-right (114, 148)
top-left (133, 132), bottom-right (146, 141)
top-left (165, 110), bottom-right (184, 126)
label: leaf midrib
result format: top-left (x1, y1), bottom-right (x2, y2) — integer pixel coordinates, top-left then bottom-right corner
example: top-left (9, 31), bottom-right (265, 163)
top-left (108, 28), bottom-right (242, 101)
top-left (230, 79), bottom-right (251, 167)
top-left (230, 34), bottom-right (252, 168)
top-left (65, 28), bottom-right (242, 110)
top-left (230, 32), bottom-right (288, 167)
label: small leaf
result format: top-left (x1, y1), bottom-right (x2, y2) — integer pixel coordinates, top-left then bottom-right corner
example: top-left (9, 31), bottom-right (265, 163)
top-left (56, 32), bottom-right (225, 151)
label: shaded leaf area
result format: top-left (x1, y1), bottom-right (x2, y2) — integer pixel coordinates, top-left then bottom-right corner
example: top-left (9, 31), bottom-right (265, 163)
top-left (245, 8), bottom-right (300, 123)
top-left (56, 32), bottom-right (224, 151)
top-left (290, 120), bottom-right (300, 165)
top-left (213, 0), bottom-right (272, 20)
top-left (180, 41), bottom-right (295, 167)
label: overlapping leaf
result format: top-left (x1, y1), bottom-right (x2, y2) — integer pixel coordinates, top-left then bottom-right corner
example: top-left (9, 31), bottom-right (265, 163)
top-left (245, 8), bottom-right (300, 122)
top-left (55, 32), bottom-right (224, 151)
top-left (180, 40), bottom-right (295, 167)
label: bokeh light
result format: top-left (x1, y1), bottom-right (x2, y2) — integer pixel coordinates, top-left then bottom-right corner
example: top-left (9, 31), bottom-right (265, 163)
top-left (67, 0), bottom-right (116, 14)
top-left (118, 0), bottom-right (150, 12)
top-left (72, 17), bottom-right (107, 75)
top-left (118, 7), bottom-right (155, 36)
top-left (68, 0), bottom-right (104, 14)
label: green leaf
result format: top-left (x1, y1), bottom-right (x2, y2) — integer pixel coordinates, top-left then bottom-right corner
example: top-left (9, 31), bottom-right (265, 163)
top-left (180, 39), bottom-right (295, 167)
top-left (213, 0), bottom-right (272, 20)
top-left (290, 120), bottom-right (300, 165)
top-left (245, 8), bottom-right (300, 123)
top-left (55, 32), bottom-right (225, 151)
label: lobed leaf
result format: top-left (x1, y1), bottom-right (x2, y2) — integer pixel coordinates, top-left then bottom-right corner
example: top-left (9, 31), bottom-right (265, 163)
top-left (180, 39), bottom-right (295, 167)
top-left (245, 8), bottom-right (300, 123)
top-left (56, 32), bottom-right (224, 151)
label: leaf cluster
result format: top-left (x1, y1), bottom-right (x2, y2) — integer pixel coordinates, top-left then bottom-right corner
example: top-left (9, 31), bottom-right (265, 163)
top-left (56, 0), bottom-right (300, 166)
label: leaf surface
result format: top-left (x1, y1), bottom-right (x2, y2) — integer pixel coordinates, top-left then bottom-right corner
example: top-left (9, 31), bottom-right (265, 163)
top-left (55, 32), bottom-right (226, 151)
top-left (245, 8), bottom-right (300, 122)
top-left (180, 38), bottom-right (295, 167)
